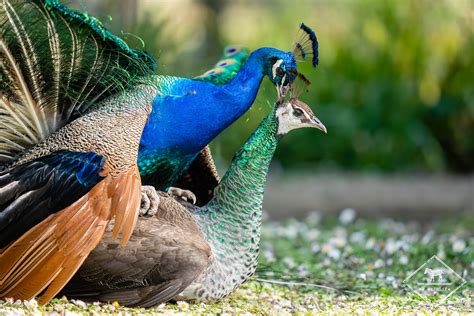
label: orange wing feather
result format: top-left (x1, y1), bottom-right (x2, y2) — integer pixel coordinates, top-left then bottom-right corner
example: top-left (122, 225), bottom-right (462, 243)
top-left (0, 165), bottom-right (141, 303)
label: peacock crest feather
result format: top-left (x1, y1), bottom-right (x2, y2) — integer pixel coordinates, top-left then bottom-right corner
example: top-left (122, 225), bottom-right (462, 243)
top-left (0, 0), bottom-right (156, 163)
top-left (293, 22), bottom-right (319, 67)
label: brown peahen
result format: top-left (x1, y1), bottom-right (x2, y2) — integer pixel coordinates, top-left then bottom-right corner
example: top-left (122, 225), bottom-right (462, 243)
top-left (61, 95), bottom-right (327, 307)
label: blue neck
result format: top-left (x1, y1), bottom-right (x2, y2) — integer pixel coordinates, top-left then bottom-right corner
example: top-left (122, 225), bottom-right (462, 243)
top-left (138, 48), bottom-right (283, 188)
top-left (141, 49), bottom-right (277, 156)
top-left (225, 48), bottom-right (268, 100)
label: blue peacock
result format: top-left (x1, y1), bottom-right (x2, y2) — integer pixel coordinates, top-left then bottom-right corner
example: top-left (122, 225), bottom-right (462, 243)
top-left (138, 39), bottom-right (317, 195)
top-left (0, 0), bottom-right (319, 303)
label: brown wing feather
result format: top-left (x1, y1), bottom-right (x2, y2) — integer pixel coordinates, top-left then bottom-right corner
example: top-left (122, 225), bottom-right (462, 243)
top-left (0, 165), bottom-right (141, 303)
top-left (173, 146), bottom-right (221, 206)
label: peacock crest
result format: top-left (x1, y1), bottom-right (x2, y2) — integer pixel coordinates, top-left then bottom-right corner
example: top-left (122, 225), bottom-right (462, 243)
top-left (293, 22), bottom-right (319, 67)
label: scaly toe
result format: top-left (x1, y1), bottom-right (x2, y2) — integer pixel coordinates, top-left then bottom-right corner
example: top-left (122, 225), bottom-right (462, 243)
top-left (168, 187), bottom-right (197, 205)
top-left (140, 185), bottom-right (161, 216)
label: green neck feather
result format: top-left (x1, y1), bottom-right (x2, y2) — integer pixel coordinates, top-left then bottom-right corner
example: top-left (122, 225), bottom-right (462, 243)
top-left (186, 108), bottom-right (280, 300)
top-left (210, 109), bottom-right (278, 214)
top-left (200, 107), bottom-right (279, 223)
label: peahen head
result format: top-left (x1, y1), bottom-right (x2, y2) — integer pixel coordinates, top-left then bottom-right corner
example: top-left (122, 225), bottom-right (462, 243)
top-left (275, 97), bottom-right (327, 137)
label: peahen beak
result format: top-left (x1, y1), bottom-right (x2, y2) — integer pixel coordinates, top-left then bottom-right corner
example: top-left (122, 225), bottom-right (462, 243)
top-left (310, 115), bottom-right (327, 133)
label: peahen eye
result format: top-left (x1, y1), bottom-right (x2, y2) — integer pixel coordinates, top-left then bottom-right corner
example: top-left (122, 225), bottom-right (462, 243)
top-left (294, 108), bottom-right (304, 117)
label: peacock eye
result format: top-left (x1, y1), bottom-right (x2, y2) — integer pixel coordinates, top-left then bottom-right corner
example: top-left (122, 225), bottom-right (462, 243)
top-left (276, 67), bottom-right (285, 77)
top-left (294, 108), bottom-right (304, 117)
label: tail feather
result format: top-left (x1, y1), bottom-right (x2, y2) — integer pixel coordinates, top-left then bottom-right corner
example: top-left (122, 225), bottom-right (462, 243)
top-left (0, 0), bottom-right (156, 162)
top-left (194, 45), bottom-right (250, 85)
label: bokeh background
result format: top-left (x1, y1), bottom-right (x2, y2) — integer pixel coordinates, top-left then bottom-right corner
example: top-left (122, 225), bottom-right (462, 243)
top-left (72, 0), bottom-right (473, 219)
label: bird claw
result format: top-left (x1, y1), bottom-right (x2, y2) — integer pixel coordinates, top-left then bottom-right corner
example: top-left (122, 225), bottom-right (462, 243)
top-left (140, 185), bottom-right (160, 217)
top-left (168, 187), bottom-right (197, 205)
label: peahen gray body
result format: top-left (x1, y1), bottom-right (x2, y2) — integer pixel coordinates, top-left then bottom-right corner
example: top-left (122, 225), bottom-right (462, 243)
top-left (61, 97), bottom-right (327, 307)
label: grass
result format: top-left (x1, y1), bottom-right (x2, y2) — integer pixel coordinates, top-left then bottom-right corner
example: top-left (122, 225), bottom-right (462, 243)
top-left (1, 210), bottom-right (472, 315)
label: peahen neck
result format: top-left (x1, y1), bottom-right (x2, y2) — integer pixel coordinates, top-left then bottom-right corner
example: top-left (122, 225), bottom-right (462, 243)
top-left (206, 107), bottom-right (279, 219)
top-left (182, 108), bottom-right (280, 300)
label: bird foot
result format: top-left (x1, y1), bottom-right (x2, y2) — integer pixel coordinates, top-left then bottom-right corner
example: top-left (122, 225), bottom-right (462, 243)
top-left (140, 185), bottom-right (161, 217)
top-left (168, 187), bottom-right (197, 204)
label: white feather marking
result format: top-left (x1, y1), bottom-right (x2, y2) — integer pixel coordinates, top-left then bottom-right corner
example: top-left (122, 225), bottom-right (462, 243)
top-left (0, 107), bottom-right (37, 146)
top-left (32, 2), bottom-right (60, 133)
top-left (0, 41), bottom-right (40, 143)
top-left (0, 110), bottom-right (36, 143)
top-left (68, 36), bottom-right (101, 117)
top-left (76, 51), bottom-right (113, 112)
top-left (0, 154), bottom-right (14, 160)
top-left (271, 59), bottom-right (283, 80)
top-left (56, 14), bottom-right (77, 100)
top-left (0, 136), bottom-right (26, 151)
top-left (3, 1), bottom-right (49, 140)
top-left (0, 180), bottom-right (19, 193)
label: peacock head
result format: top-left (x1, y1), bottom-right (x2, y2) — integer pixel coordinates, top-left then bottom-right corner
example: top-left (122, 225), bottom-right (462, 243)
top-left (261, 23), bottom-right (319, 99)
top-left (275, 97), bottom-right (326, 137)
top-left (262, 51), bottom-right (298, 97)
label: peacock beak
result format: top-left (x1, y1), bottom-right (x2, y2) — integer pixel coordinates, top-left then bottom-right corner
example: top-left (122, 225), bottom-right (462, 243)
top-left (275, 83), bottom-right (289, 100)
top-left (310, 115), bottom-right (327, 133)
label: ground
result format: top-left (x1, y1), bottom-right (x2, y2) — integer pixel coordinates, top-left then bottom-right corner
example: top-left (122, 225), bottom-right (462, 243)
top-left (1, 210), bottom-right (472, 315)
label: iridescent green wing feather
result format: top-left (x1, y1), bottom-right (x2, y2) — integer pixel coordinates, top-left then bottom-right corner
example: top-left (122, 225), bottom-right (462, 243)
top-left (194, 45), bottom-right (249, 85)
top-left (0, 0), bottom-right (156, 162)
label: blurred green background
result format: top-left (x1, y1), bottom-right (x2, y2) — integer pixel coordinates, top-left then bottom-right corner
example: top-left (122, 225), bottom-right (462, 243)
top-left (76, 0), bottom-right (473, 174)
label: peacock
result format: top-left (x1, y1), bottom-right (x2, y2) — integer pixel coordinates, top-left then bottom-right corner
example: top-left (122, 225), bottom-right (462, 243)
top-left (0, 0), bottom-right (318, 302)
top-left (61, 93), bottom-right (327, 307)
top-left (0, 0), bottom-right (157, 303)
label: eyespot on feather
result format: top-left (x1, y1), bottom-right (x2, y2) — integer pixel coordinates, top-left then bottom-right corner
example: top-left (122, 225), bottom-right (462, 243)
top-left (224, 45), bottom-right (242, 57)
top-left (217, 58), bottom-right (236, 67)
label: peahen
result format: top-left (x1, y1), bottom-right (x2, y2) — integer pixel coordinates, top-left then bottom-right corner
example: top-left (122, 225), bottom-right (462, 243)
top-left (61, 94), bottom-right (327, 307)
top-left (0, 0), bottom-right (156, 303)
